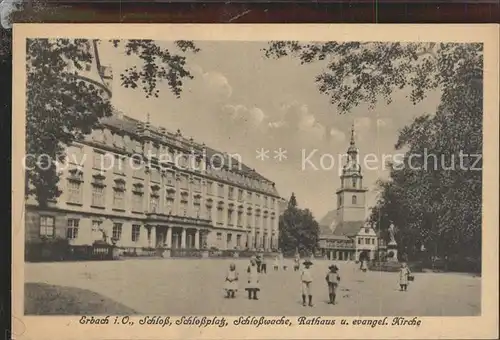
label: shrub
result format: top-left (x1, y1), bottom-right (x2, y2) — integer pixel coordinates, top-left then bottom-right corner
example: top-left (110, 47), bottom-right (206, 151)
top-left (25, 238), bottom-right (70, 262)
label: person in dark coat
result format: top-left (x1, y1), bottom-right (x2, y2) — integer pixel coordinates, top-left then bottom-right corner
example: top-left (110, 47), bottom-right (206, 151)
top-left (261, 255), bottom-right (267, 274)
top-left (325, 264), bottom-right (341, 304)
top-left (255, 254), bottom-right (262, 273)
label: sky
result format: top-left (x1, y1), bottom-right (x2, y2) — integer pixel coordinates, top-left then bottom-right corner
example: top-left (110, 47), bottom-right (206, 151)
top-left (96, 40), bottom-right (442, 221)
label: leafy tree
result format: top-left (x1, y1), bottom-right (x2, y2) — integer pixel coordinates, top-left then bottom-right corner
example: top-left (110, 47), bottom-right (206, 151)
top-left (264, 41), bottom-right (483, 265)
top-left (279, 193), bottom-right (320, 256)
top-left (369, 66), bottom-right (482, 263)
top-left (263, 42), bottom-right (481, 114)
top-left (25, 38), bottom-right (199, 206)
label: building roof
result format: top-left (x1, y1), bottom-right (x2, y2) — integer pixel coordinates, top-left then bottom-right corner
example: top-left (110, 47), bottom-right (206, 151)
top-left (319, 209), bottom-right (365, 239)
top-left (99, 113), bottom-right (280, 197)
top-left (332, 221), bottom-right (365, 237)
top-left (319, 209), bottom-right (337, 235)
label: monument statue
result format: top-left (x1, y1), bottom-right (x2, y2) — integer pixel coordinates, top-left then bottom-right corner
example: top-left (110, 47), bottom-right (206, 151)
top-left (388, 223), bottom-right (397, 244)
top-left (387, 223), bottom-right (398, 262)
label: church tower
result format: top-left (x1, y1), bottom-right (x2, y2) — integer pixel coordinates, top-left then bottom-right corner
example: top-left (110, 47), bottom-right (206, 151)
top-left (336, 125), bottom-right (367, 222)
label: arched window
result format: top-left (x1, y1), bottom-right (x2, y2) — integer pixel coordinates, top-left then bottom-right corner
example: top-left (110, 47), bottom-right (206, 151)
top-left (352, 195), bottom-right (357, 205)
top-left (352, 177), bottom-right (357, 188)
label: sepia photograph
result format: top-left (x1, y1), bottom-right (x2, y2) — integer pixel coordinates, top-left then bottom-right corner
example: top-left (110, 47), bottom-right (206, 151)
top-left (11, 24), bottom-right (498, 339)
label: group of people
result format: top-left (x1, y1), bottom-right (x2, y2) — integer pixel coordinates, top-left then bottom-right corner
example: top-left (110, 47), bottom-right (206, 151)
top-left (223, 255), bottom-right (414, 305)
top-left (223, 256), bottom-right (263, 300)
top-left (223, 255), bottom-right (342, 306)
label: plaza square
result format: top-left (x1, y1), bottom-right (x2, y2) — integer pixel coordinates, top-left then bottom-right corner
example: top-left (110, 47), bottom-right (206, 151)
top-left (25, 258), bottom-right (480, 316)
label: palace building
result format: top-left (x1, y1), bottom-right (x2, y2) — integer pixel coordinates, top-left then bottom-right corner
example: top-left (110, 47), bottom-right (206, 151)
top-left (24, 41), bottom-right (282, 253)
top-left (317, 126), bottom-right (383, 261)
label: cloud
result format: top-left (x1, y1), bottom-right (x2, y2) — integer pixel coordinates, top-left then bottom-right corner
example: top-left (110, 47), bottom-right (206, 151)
top-left (376, 118), bottom-right (393, 129)
top-left (267, 101), bottom-right (327, 149)
top-left (222, 104), bottom-right (266, 127)
top-left (203, 72), bottom-right (233, 99)
top-left (329, 127), bottom-right (346, 142)
top-left (188, 64), bottom-right (233, 100)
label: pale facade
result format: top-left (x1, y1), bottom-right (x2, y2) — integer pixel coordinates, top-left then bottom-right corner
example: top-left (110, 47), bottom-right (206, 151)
top-left (25, 115), bottom-right (282, 251)
top-left (354, 225), bottom-right (379, 260)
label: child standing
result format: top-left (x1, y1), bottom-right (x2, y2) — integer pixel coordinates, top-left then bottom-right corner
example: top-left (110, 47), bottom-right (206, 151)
top-left (399, 262), bottom-right (411, 291)
top-left (255, 254), bottom-right (262, 273)
top-left (224, 263), bottom-right (239, 298)
top-left (273, 255), bottom-right (280, 271)
top-left (261, 256), bottom-right (267, 274)
top-left (325, 264), bottom-right (340, 304)
top-left (300, 260), bottom-right (314, 307)
top-left (293, 254), bottom-right (300, 271)
top-left (246, 257), bottom-right (260, 300)
top-left (280, 252), bottom-right (287, 271)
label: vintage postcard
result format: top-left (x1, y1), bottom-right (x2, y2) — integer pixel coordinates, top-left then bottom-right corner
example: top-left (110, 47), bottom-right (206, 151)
top-left (12, 24), bottom-right (499, 339)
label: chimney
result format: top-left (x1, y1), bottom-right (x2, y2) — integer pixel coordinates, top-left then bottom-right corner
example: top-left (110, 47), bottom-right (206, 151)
top-left (136, 122), bottom-right (144, 134)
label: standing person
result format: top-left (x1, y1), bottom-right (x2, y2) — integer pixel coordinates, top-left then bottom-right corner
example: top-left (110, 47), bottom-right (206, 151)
top-left (293, 253), bottom-right (300, 271)
top-left (300, 260), bottom-right (314, 307)
top-left (255, 254), bottom-right (262, 273)
top-left (325, 264), bottom-right (341, 304)
top-left (399, 262), bottom-right (411, 291)
top-left (273, 255), bottom-right (280, 271)
top-left (224, 263), bottom-right (239, 298)
top-left (359, 251), bottom-right (368, 272)
top-left (261, 255), bottom-right (267, 274)
top-left (279, 251), bottom-right (286, 271)
top-left (360, 259), bottom-right (368, 272)
top-left (246, 256), bottom-right (260, 300)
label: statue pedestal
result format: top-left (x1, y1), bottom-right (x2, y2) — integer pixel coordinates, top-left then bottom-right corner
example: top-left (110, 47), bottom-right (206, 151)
top-left (387, 242), bottom-right (399, 262)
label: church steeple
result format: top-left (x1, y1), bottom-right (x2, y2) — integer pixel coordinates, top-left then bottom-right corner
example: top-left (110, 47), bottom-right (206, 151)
top-left (335, 124), bottom-right (367, 222)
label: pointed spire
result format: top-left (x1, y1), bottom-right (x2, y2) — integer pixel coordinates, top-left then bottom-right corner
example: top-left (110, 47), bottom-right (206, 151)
top-left (350, 123), bottom-right (355, 146)
top-left (347, 122), bottom-right (358, 157)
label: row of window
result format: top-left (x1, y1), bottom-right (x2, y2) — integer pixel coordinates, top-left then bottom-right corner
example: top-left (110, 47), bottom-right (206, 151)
top-left (87, 148), bottom-right (276, 197)
top-left (39, 216), bottom-right (139, 242)
top-left (68, 174), bottom-right (276, 208)
top-left (215, 232), bottom-right (275, 249)
top-left (68, 179), bottom-right (277, 222)
top-left (215, 209), bottom-right (275, 228)
top-left (92, 150), bottom-right (202, 174)
top-left (93, 151), bottom-right (275, 205)
top-left (325, 240), bottom-right (354, 248)
top-left (358, 237), bottom-right (376, 245)
top-left (39, 214), bottom-right (276, 242)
